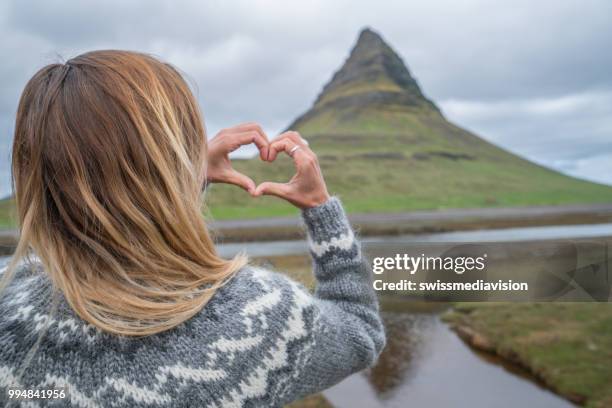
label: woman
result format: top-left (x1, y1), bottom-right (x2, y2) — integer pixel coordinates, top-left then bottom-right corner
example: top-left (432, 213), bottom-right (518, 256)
top-left (0, 50), bottom-right (385, 407)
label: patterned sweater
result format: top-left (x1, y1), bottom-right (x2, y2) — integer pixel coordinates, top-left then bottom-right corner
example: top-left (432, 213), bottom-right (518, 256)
top-left (0, 198), bottom-right (385, 407)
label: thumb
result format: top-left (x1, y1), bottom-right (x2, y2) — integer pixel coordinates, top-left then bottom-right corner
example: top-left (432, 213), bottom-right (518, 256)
top-left (254, 182), bottom-right (291, 199)
top-left (226, 170), bottom-right (256, 193)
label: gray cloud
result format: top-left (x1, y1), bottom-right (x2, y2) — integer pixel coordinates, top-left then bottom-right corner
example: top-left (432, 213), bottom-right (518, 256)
top-left (439, 89), bottom-right (612, 185)
top-left (1, 0), bottom-right (611, 197)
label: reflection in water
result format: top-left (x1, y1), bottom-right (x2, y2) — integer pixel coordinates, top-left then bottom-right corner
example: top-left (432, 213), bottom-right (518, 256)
top-left (324, 301), bottom-right (574, 408)
top-left (364, 312), bottom-right (435, 399)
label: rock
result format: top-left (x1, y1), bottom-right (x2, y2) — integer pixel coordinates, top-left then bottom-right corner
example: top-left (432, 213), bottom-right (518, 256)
top-left (452, 324), bottom-right (495, 352)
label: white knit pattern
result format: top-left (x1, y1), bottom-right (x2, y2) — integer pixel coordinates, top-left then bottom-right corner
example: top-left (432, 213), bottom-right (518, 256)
top-left (308, 229), bottom-right (356, 257)
top-left (214, 276), bottom-right (314, 408)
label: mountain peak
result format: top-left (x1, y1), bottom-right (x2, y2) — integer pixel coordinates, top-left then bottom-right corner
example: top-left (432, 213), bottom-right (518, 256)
top-left (355, 27), bottom-right (387, 49)
top-left (310, 27), bottom-right (437, 111)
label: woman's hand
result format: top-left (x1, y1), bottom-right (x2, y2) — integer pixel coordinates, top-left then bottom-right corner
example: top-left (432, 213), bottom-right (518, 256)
top-left (206, 123), bottom-right (270, 193)
top-left (253, 131), bottom-right (330, 209)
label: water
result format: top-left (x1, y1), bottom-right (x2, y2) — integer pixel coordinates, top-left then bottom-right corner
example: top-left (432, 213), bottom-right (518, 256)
top-left (323, 302), bottom-right (573, 408)
top-left (216, 222), bottom-right (612, 258)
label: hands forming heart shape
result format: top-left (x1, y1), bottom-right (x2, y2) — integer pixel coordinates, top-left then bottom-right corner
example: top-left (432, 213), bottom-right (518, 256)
top-left (206, 123), bottom-right (330, 209)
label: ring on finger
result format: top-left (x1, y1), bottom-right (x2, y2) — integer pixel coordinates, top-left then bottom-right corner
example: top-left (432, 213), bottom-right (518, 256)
top-left (289, 145), bottom-right (301, 157)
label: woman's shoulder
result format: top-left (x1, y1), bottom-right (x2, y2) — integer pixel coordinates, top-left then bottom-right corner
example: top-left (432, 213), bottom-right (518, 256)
top-left (209, 265), bottom-right (314, 315)
top-left (227, 265), bottom-right (307, 289)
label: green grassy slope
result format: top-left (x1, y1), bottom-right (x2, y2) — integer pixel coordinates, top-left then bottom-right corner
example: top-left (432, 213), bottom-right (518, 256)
top-left (207, 104), bottom-right (612, 220)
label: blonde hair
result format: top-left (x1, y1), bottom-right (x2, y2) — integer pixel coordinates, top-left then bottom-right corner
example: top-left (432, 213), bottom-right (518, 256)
top-left (3, 50), bottom-right (246, 336)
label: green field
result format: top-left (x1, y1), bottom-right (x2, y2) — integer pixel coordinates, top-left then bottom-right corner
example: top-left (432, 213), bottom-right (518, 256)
top-left (444, 304), bottom-right (612, 407)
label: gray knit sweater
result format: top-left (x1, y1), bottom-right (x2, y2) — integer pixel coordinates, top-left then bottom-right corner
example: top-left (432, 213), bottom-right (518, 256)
top-left (0, 198), bottom-right (385, 407)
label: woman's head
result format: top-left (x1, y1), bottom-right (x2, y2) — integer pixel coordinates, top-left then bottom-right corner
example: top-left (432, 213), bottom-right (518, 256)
top-left (8, 50), bottom-right (245, 336)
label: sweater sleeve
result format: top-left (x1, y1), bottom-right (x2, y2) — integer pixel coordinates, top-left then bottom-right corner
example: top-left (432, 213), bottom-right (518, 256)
top-left (279, 197), bottom-right (386, 402)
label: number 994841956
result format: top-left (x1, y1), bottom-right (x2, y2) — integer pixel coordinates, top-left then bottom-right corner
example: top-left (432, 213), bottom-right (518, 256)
top-left (8, 388), bottom-right (67, 400)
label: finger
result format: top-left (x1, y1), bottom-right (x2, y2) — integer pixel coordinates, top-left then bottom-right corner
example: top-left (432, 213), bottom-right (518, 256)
top-left (236, 123), bottom-right (270, 160)
top-left (220, 122), bottom-right (264, 134)
top-left (284, 131), bottom-right (309, 147)
top-left (225, 170), bottom-right (256, 193)
top-left (271, 131), bottom-right (307, 146)
top-left (268, 138), bottom-right (313, 166)
top-left (253, 181), bottom-right (291, 199)
top-left (223, 130), bottom-right (269, 160)
top-left (268, 131), bottom-right (308, 161)
top-left (268, 139), bottom-right (312, 162)
top-left (219, 123), bottom-right (270, 160)
top-left (233, 122), bottom-right (264, 132)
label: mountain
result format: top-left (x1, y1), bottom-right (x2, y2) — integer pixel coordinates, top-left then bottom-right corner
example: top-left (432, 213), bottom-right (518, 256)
top-left (207, 27), bottom-right (612, 219)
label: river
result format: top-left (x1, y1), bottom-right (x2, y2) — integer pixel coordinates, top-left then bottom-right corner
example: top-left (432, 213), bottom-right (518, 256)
top-left (3, 222), bottom-right (610, 406)
top-left (324, 301), bottom-right (573, 408)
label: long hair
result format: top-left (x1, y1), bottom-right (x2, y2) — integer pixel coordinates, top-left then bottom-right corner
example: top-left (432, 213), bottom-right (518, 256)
top-left (3, 50), bottom-right (246, 336)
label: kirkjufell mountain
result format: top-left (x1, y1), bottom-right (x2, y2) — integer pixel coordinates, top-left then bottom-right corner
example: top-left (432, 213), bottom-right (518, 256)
top-left (207, 27), bottom-right (612, 218)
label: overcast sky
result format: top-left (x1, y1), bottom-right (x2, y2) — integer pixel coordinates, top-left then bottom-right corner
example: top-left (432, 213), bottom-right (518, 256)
top-left (1, 0), bottom-right (611, 198)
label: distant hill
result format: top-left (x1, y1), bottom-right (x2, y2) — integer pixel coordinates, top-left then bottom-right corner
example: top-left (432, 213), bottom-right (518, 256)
top-left (2, 28), bottom-right (612, 227)
top-left (207, 28), bottom-right (612, 219)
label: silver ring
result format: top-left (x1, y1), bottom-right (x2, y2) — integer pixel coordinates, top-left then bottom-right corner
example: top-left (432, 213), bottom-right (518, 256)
top-left (289, 145), bottom-right (301, 157)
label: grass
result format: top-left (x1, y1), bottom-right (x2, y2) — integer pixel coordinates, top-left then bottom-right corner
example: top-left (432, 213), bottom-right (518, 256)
top-left (443, 303), bottom-right (612, 407)
top-left (314, 74), bottom-right (404, 107)
top-left (0, 198), bottom-right (15, 229)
